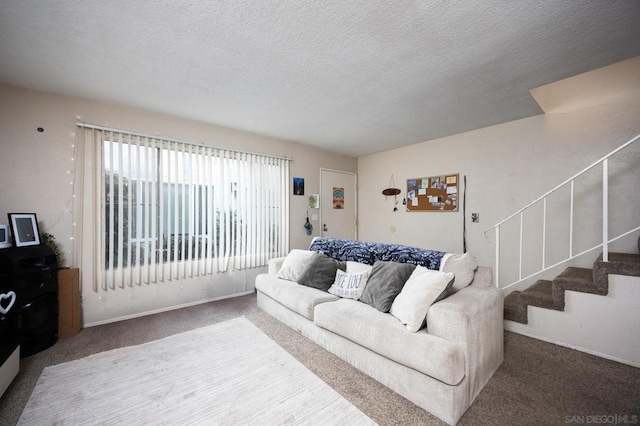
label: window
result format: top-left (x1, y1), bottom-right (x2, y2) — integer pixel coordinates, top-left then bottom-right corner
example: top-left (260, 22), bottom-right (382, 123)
top-left (88, 127), bottom-right (289, 289)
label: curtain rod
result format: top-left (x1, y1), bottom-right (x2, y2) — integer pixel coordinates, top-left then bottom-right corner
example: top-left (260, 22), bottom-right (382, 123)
top-left (76, 122), bottom-right (293, 161)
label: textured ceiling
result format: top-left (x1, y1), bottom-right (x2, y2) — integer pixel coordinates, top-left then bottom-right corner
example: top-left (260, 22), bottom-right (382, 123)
top-left (1, 1), bottom-right (639, 157)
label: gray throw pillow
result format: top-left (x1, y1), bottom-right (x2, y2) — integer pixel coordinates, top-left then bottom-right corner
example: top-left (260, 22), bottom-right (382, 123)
top-left (360, 261), bottom-right (416, 312)
top-left (298, 253), bottom-right (346, 291)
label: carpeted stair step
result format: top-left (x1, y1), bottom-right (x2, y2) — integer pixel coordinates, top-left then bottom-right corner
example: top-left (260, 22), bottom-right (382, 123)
top-left (503, 244), bottom-right (640, 324)
top-left (503, 280), bottom-right (564, 324)
top-left (503, 291), bottom-right (527, 324)
top-left (593, 251), bottom-right (640, 289)
top-left (595, 251), bottom-right (640, 273)
top-left (552, 267), bottom-right (602, 298)
top-left (520, 280), bottom-right (565, 311)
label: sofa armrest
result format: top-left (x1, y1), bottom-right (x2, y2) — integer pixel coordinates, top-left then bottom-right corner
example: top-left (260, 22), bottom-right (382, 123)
top-left (469, 266), bottom-right (493, 288)
top-left (426, 284), bottom-right (504, 402)
top-left (268, 257), bottom-right (286, 275)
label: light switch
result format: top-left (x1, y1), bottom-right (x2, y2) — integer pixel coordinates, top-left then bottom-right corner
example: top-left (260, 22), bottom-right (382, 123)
top-left (311, 214), bottom-right (318, 221)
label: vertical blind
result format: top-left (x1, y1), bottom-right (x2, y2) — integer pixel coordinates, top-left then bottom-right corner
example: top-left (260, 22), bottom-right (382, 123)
top-left (78, 124), bottom-right (290, 291)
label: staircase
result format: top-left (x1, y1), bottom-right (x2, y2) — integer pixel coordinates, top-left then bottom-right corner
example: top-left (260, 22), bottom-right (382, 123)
top-left (504, 238), bottom-right (640, 324)
top-left (485, 134), bottom-right (640, 366)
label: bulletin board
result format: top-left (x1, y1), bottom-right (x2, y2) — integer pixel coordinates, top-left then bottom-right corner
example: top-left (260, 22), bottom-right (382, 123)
top-left (406, 173), bottom-right (459, 212)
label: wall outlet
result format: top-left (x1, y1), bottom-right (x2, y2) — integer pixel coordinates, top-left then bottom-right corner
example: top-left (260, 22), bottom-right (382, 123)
top-left (471, 213), bottom-right (480, 223)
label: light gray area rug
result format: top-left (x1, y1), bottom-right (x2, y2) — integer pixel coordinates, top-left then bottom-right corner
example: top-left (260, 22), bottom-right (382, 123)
top-left (18, 317), bottom-right (375, 425)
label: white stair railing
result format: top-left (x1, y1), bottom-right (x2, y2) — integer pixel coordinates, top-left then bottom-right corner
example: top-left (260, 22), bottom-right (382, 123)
top-left (485, 133), bottom-right (640, 290)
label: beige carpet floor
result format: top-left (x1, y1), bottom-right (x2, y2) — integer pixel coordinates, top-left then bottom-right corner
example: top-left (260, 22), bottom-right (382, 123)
top-left (1, 292), bottom-right (639, 425)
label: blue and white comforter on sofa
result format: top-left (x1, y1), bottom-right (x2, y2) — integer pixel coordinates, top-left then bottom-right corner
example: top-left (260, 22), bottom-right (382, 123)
top-left (308, 237), bottom-right (447, 271)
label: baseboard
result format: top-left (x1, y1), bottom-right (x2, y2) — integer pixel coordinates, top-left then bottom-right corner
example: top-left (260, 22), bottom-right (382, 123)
top-left (84, 290), bottom-right (255, 328)
top-left (504, 321), bottom-right (640, 368)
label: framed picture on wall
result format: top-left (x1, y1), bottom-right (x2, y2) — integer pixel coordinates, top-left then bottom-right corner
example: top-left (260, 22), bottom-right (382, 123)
top-left (333, 187), bottom-right (344, 209)
top-left (293, 177), bottom-right (305, 195)
top-left (308, 194), bottom-right (319, 209)
top-left (8, 213), bottom-right (41, 247)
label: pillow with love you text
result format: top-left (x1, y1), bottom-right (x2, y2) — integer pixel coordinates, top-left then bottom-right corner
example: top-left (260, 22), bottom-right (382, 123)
top-left (328, 269), bottom-right (369, 299)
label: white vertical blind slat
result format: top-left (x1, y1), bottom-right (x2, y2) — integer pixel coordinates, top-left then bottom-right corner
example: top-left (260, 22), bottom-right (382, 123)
top-left (248, 155), bottom-right (254, 266)
top-left (283, 158), bottom-right (290, 256)
top-left (231, 152), bottom-right (237, 269)
top-left (134, 135), bottom-right (142, 286)
top-left (106, 132), bottom-right (116, 290)
top-left (149, 139), bottom-right (163, 283)
top-left (115, 132), bottom-right (124, 288)
top-left (260, 157), bottom-right (266, 266)
top-left (139, 138), bottom-right (151, 284)
top-left (239, 153), bottom-right (248, 270)
top-left (232, 151), bottom-right (240, 270)
top-left (164, 143), bottom-right (171, 280)
top-left (190, 144), bottom-right (198, 277)
top-left (96, 129), bottom-right (106, 292)
top-left (222, 150), bottom-right (230, 271)
top-left (125, 135), bottom-right (133, 288)
top-left (214, 150), bottom-right (222, 271)
top-left (269, 158), bottom-right (276, 260)
top-left (204, 148), bottom-right (212, 274)
top-left (199, 145), bottom-right (207, 276)
top-left (179, 144), bottom-right (187, 279)
top-left (172, 142), bottom-right (179, 279)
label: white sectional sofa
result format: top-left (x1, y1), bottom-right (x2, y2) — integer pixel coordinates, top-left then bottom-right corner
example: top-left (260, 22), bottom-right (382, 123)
top-left (255, 238), bottom-right (503, 425)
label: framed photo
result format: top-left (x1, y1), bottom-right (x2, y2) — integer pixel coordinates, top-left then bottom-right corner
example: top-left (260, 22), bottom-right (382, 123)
top-left (293, 177), bottom-right (305, 196)
top-left (308, 194), bottom-right (319, 209)
top-left (333, 187), bottom-right (344, 209)
top-left (8, 213), bottom-right (41, 247)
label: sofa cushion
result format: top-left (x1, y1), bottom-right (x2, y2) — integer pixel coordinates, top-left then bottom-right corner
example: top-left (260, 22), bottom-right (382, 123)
top-left (390, 267), bottom-right (454, 332)
top-left (276, 249), bottom-right (316, 282)
top-left (360, 261), bottom-right (416, 312)
top-left (314, 299), bottom-right (465, 386)
top-left (255, 274), bottom-right (338, 321)
top-left (441, 252), bottom-right (478, 293)
top-left (328, 269), bottom-right (369, 299)
top-left (298, 252), bottom-right (346, 291)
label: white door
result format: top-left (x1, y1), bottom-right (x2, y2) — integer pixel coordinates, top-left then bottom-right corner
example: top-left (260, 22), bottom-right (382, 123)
top-left (320, 168), bottom-right (357, 239)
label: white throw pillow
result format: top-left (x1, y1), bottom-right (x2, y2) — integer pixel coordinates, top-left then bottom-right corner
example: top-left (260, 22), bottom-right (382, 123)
top-left (345, 261), bottom-right (373, 275)
top-left (276, 250), bottom-right (316, 282)
top-left (390, 266), bottom-right (454, 332)
top-left (440, 252), bottom-right (478, 293)
top-left (328, 269), bottom-right (369, 300)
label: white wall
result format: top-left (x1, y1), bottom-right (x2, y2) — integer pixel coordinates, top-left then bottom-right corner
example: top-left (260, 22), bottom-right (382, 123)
top-left (0, 84), bottom-right (356, 325)
top-left (358, 96), bottom-right (640, 289)
top-left (357, 61), bottom-right (640, 366)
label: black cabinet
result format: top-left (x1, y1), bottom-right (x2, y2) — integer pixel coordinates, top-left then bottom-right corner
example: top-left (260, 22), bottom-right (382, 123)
top-left (0, 246), bottom-right (58, 357)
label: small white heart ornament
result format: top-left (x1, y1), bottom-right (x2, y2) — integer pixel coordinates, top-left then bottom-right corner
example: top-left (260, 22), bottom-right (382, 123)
top-left (0, 291), bottom-right (16, 315)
